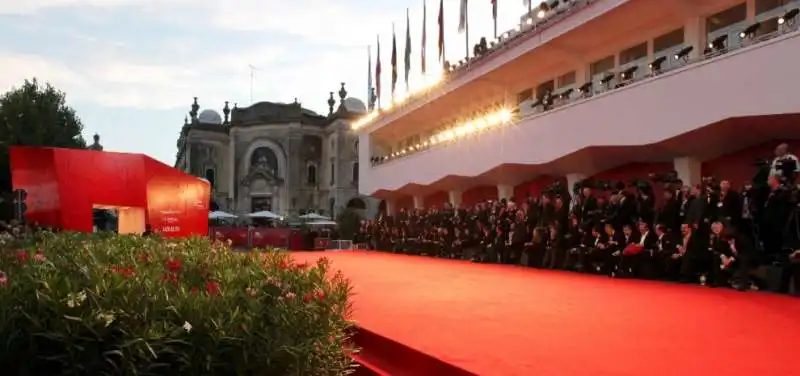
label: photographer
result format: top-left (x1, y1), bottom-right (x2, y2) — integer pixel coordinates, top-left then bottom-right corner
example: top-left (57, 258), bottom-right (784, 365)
top-left (771, 143), bottom-right (799, 184)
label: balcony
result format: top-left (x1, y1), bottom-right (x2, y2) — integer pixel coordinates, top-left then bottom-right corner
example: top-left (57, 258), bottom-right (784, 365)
top-left (360, 29), bottom-right (800, 195)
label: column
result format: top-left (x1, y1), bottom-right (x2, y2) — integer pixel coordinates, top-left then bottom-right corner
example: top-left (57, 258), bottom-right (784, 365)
top-left (185, 142), bottom-right (192, 175)
top-left (746, 0), bottom-right (756, 22)
top-left (565, 173), bottom-right (587, 203)
top-left (412, 195), bottom-right (424, 209)
top-left (575, 64), bottom-right (589, 86)
top-left (228, 131), bottom-right (236, 205)
top-left (385, 199), bottom-right (397, 216)
top-left (684, 17), bottom-right (706, 60)
top-left (448, 190), bottom-right (463, 208)
top-left (497, 184), bottom-right (514, 201)
top-left (674, 157), bottom-right (702, 187)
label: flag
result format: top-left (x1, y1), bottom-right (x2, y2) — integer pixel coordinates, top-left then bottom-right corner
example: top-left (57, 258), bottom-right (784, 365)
top-left (458, 0), bottom-right (468, 32)
top-left (391, 25), bottom-right (398, 98)
top-left (376, 35), bottom-right (382, 104)
top-left (422, 0), bottom-right (427, 75)
top-left (367, 46), bottom-right (373, 109)
top-left (491, 0), bottom-right (497, 38)
top-left (404, 8), bottom-right (411, 91)
top-left (437, 0), bottom-right (444, 62)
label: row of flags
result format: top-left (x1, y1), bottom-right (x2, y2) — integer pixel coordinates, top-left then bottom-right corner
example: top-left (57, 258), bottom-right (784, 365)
top-left (368, 0), bottom-right (506, 108)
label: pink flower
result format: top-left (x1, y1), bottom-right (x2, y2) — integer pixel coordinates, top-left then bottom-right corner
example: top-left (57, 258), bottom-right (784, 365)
top-left (0, 271), bottom-right (8, 286)
top-left (33, 252), bottom-right (47, 262)
top-left (285, 292), bottom-right (296, 300)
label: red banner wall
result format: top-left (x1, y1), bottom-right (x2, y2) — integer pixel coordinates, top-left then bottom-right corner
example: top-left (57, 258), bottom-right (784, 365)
top-left (10, 146), bottom-right (209, 238)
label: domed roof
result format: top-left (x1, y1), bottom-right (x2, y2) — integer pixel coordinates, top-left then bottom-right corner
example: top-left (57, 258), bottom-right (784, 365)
top-left (198, 109), bottom-right (222, 125)
top-left (343, 97), bottom-right (367, 113)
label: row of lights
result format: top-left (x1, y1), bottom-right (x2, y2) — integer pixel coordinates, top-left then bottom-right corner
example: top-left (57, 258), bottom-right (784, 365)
top-left (353, 1), bottom-right (577, 131)
top-left (351, 71), bottom-right (444, 130)
top-left (379, 108), bottom-right (514, 161)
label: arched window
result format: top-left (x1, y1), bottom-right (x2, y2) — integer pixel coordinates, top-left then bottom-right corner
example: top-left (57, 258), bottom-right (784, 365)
top-left (306, 164), bottom-right (317, 185)
top-left (205, 168), bottom-right (216, 190)
top-left (329, 197), bottom-right (336, 218)
top-left (352, 162), bottom-right (359, 182)
top-left (354, 140), bottom-right (359, 153)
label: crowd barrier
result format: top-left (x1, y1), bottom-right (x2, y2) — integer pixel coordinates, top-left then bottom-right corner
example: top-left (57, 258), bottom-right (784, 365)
top-left (209, 227), bottom-right (305, 250)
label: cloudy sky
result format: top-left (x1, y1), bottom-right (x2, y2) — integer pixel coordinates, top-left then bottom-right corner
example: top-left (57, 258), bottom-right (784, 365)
top-left (0, 0), bottom-right (529, 164)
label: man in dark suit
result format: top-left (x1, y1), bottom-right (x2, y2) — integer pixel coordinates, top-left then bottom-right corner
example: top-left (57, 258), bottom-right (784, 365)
top-left (509, 211), bottom-right (529, 264)
top-left (657, 189), bottom-right (682, 234)
top-left (636, 221), bottom-right (659, 278)
top-left (717, 180), bottom-right (742, 228)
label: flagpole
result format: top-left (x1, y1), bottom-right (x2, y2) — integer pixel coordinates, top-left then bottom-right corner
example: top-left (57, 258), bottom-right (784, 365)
top-left (465, 1), bottom-right (469, 60)
top-left (493, 1), bottom-right (497, 39)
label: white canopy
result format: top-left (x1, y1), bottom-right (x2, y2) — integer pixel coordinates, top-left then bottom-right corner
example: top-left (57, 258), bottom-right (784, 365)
top-left (306, 220), bottom-right (337, 226)
top-left (299, 213), bottom-right (331, 220)
top-left (246, 210), bottom-right (282, 219)
top-left (209, 211), bottom-right (237, 219)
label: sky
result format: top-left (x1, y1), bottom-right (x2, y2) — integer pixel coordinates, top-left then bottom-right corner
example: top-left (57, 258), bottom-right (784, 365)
top-left (0, 0), bottom-right (531, 164)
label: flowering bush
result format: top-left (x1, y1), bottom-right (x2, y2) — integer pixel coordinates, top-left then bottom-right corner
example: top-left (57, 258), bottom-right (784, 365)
top-left (0, 230), bottom-right (355, 375)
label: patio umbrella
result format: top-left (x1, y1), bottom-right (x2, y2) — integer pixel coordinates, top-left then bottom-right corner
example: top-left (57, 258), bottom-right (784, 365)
top-left (299, 213), bottom-right (331, 220)
top-left (209, 211), bottom-right (237, 219)
top-left (306, 220), bottom-right (337, 226)
top-left (246, 210), bottom-right (282, 220)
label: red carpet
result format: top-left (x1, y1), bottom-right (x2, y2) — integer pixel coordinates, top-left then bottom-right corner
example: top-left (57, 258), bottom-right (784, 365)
top-left (292, 251), bottom-right (800, 376)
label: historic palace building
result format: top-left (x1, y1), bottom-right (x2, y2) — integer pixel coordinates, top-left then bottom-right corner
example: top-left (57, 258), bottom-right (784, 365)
top-left (174, 83), bottom-right (379, 218)
top-left (355, 0), bottom-right (800, 212)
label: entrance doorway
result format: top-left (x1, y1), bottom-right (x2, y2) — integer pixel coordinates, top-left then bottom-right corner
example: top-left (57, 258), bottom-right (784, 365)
top-left (93, 205), bottom-right (146, 234)
top-left (251, 195), bottom-right (273, 213)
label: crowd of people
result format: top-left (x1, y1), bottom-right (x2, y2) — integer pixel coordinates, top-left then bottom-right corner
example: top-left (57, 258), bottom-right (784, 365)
top-left (355, 144), bottom-right (800, 294)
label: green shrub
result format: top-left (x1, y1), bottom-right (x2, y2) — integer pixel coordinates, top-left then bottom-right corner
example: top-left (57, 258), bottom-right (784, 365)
top-left (0, 231), bottom-right (356, 375)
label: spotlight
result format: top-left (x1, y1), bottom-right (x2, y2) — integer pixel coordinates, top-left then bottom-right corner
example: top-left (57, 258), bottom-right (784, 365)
top-left (674, 46), bottom-right (693, 60)
top-left (559, 88), bottom-right (574, 100)
top-left (537, 2), bottom-right (549, 18)
top-left (649, 56), bottom-right (666, 71)
top-left (778, 8), bottom-right (798, 25)
top-left (578, 82), bottom-right (593, 95)
top-left (739, 22), bottom-right (760, 39)
top-left (708, 34), bottom-right (727, 51)
top-left (620, 66), bottom-right (638, 80)
top-left (600, 73), bottom-right (615, 85)
top-left (526, 17), bottom-right (534, 25)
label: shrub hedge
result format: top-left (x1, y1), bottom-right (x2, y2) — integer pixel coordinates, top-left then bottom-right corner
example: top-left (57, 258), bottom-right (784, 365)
top-left (0, 230), bottom-right (355, 375)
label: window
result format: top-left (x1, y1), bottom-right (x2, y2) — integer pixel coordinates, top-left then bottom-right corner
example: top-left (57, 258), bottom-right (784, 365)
top-left (354, 140), bottom-right (359, 154)
top-left (556, 71), bottom-right (576, 88)
top-left (706, 4), bottom-right (747, 50)
top-left (619, 43), bottom-right (647, 66)
top-left (329, 161), bottom-right (335, 186)
top-left (653, 28), bottom-right (684, 54)
top-left (204, 168), bottom-right (215, 190)
top-left (536, 80), bottom-right (555, 98)
top-left (756, 0), bottom-right (789, 15)
top-left (306, 164), bottom-right (317, 185)
top-left (352, 162), bottom-right (359, 182)
top-left (590, 55), bottom-right (615, 76)
top-left (516, 88), bottom-right (533, 104)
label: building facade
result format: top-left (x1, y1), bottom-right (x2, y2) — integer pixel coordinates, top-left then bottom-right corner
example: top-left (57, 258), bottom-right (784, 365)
top-left (174, 83), bottom-right (379, 218)
top-left (355, 0), bottom-right (800, 213)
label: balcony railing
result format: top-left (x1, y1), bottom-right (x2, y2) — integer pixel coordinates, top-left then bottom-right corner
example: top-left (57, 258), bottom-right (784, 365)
top-left (369, 18), bottom-right (799, 169)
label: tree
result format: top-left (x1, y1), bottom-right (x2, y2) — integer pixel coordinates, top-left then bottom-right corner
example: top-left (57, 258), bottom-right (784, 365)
top-left (0, 79), bottom-right (87, 218)
top-left (336, 207), bottom-right (363, 240)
